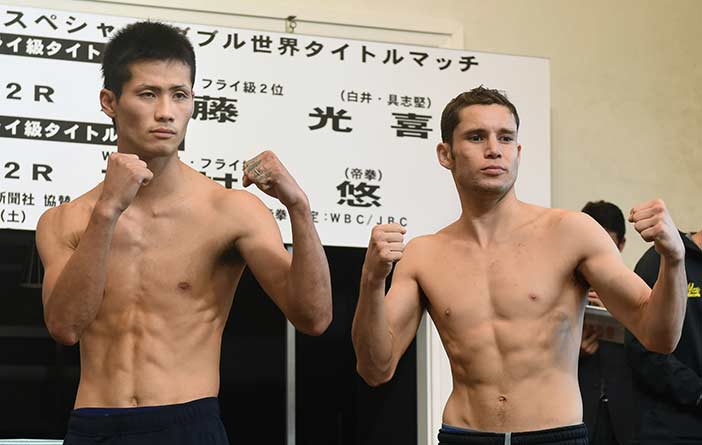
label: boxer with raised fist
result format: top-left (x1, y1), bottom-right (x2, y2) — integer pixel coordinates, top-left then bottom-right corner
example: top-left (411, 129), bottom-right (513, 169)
top-left (352, 86), bottom-right (686, 445)
top-left (36, 21), bottom-right (331, 445)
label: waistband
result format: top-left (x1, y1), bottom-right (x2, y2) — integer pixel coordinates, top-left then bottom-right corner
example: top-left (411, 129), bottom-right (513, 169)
top-left (68, 397), bottom-right (221, 436)
top-left (438, 423), bottom-right (588, 444)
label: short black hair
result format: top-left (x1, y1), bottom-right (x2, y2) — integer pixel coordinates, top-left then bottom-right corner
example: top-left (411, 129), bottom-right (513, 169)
top-left (582, 200), bottom-right (626, 244)
top-left (440, 86), bottom-right (520, 145)
top-left (101, 21), bottom-right (196, 98)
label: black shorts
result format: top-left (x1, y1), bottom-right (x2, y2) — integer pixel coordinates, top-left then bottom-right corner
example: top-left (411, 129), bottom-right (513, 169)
top-left (64, 397), bottom-right (229, 445)
top-left (438, 423), bottom-right (588, 444)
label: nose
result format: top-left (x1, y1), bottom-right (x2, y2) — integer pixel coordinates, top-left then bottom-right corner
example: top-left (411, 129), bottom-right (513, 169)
top-left (154, 97), bottom-right (175, 122)
top-left (485, 134), bottom-right (501, 159)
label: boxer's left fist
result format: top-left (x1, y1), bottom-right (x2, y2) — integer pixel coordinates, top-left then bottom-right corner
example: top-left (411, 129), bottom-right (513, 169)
top-left (243, 150), bottom-right (307, 209)
top-left (629, 199), bottom-right (684, 261)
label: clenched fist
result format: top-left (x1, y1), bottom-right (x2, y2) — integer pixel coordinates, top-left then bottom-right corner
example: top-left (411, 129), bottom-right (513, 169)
top-left (629, 199), bottom-right (684, 261)
top-left (363, 223), bottom-right (407, 283)
top-left (98, 152), bottom-right (153, 215)
top-left (243, 150), bottom-right (307, 209)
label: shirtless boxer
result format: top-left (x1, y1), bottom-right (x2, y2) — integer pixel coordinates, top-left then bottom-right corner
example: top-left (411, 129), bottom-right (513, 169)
top-left (36, 22), bottom-right (331, 444)
top-left (351, 87), bottom-right (686, 444)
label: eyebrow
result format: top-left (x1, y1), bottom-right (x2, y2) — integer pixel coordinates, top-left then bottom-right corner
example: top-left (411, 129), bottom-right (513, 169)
top-left (135, 83), bottom-right (191, 91)
top-left (462, 127), bottom-right (517, 136)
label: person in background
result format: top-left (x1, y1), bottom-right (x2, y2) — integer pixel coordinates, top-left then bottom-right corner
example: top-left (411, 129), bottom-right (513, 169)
top-left (578, 200), bottom-right (635, 445)
top-left (626, 227), bottom-right (702, 444)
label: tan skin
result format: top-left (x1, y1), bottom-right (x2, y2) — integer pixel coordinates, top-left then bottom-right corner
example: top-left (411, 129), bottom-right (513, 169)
top-left (352, 104), bottom-right (687, 432)
top-left (36, 60), bottom-right (332, 408)
top-left (580, 231), bottom-right (625, 355)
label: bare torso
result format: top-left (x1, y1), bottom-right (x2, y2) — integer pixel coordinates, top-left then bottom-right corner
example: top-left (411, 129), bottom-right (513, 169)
top-left (413, 205), bottom-right (587, 431)
top-left (60, 165), bottom-right (245, 408)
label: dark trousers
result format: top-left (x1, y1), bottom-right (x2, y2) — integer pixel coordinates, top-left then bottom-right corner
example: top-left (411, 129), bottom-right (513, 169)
top-left (438, 423), bottom-right (589, 444)
top-left (64, 397), bottom-right (229, 445)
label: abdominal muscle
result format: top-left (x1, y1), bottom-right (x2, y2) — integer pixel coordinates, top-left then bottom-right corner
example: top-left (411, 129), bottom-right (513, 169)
top-left (437, 312), bottom-right (583, 432)
top-left (73, 296), bottom-right (228, 408)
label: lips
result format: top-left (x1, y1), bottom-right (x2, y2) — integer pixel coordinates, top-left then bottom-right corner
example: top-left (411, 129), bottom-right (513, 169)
top-left (150, 128), bottom-right (176, 138)
top-left (481, 165), bottom-right (507, 175)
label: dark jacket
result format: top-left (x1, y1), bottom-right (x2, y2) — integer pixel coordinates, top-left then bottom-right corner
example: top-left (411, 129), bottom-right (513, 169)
top-left (579, 341), bottom-right (635, 444)
top-left (626, 231), bottom-right (702, 444)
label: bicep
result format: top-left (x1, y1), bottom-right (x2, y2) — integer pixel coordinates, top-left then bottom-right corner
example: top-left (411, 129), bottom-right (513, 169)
top-left (35, 210), bottom-right (75, 306)
top-left (578, 223), bottom-right (649, 332)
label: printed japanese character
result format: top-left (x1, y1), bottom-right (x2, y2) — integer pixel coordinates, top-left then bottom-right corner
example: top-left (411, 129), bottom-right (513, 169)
top-left (44, 122), bottom-right (60, 138)
top-left (22, 193), bottom-right (35, 206)
top-left (391, 112), bottom-right (433, 139)
top-left (271, 84), bottom-right (284, 96)
top-left (279, 37), bottom-right (299, 56)
top-left (223, 33), bottom-right (245, 49)
top-left (24, 121), bottom-right (42, 138)
top-left (350, 168), bottom-right (363, 180)
top-left (382, 49), bottom-right (404, 65)
top-left (336, 181), bottom-right (381, 207)
top-left (305, 41), bottom-right (323, 57)
top-left (63, 124), bottom-right (79, 140)
top-left (436, 58), bottom-right (452, 70)
top-left (362, 45), bottom-right (375, 63)
top-left (26, 38), bottom-right (44, 56)
top-left (4, 119), bottom-right (20, 135)
top-left (459, 55), bottom-right (479, 71)
top-left (331, 44), bottom-right (349, 61)
top-left (65, 16), bottom-right (87, 33)
top-left (65, 42), bottom-right (80, 58)
top-left (308, 107), bottom-right (352, 133)
top-left (197, 30), bottom-right (217, 47)
top-left (4, 11), bottom-right (26, 29)
top-left (97, 22), bottom-right (115, 38)
top-left (35, 14), bottom-right (58, 30)
top-left (410, 51), bottom-right (428, 67)
top-left (46, 41), bottom-right (62, 56)
top-left (252, 35), bottom-right (272, 53)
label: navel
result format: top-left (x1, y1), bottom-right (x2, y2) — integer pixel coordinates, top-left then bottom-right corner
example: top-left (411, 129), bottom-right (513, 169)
top-left (528, 293), bottom-right (539, 301)
top-left (177, 281), bottom-right (192, 291)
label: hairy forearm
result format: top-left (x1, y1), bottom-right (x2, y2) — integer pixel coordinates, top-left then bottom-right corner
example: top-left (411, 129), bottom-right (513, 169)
top-left (639, 256), bottom-right (687, 353)
top-left (44, 204), bottom-right (118, 344)
top-left (285, 199), bottom-right (332, 335)
top-left (352, 273), bottom-right (395, 386)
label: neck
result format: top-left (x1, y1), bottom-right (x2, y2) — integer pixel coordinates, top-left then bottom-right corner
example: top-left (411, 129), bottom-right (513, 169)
top-left (454, 186), bottom-right (521, 245)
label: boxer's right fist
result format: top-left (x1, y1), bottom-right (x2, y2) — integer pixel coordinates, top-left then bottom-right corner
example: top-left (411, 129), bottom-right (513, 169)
top-left (363, 223), bottom-right (406, 283)
top-left (98, 153), bottom-right (153, 214)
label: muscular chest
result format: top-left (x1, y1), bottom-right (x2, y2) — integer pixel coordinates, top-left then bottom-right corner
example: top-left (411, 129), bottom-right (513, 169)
top-left (418, 238), bottom-right (584, 331)
top-left (100, 206), bottom-right (239, 308)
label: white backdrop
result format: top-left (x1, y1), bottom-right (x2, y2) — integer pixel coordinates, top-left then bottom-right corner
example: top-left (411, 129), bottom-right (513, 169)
top-left (0, 4), bottom-right (550, 248)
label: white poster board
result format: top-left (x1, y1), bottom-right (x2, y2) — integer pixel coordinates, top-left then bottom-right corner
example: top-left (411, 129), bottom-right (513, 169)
top-left (0, 4), bottom-right (550, 249)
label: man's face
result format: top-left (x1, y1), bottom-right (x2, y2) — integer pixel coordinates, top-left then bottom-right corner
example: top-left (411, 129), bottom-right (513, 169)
top-left (440, 104), bottom-right (521, 197)
top-left (101, 59), bottom-right (193, 160)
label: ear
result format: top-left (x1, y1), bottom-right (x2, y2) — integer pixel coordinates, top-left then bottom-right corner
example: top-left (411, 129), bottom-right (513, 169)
top-left (516, 142), bottom-right (522, 160)
top-left (437, 142), bottom-right (453, 170)
top-left (100, 88), bottom-right (117, 119)
top-left (618, 236), bottom-right (626, 252)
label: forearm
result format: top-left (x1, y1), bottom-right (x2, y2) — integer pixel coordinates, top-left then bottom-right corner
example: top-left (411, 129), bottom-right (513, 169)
top-left (285, 199), bottom-right (332, 335)
top-left (45, 204), bottom-right (118, 344)
top-left (352, 273), bottom-right (395, 386)
top-left (639, 255), bottom-right (687, 352)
